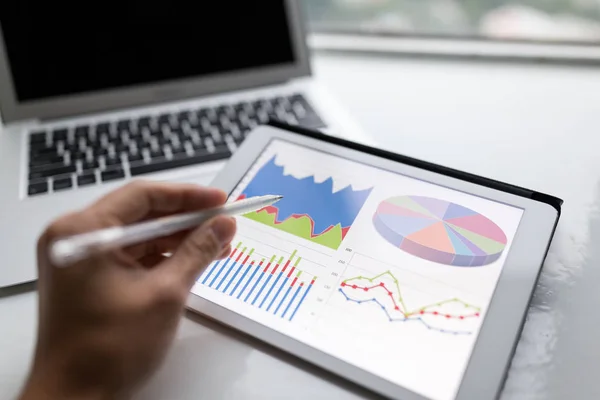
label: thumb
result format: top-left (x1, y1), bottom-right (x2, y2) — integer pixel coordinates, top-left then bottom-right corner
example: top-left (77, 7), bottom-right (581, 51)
top-left (164, 216), bottom-right (237, 285)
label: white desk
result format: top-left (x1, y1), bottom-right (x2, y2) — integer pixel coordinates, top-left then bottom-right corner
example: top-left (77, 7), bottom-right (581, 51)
top-left (2, 51), bottom-right (600, 399)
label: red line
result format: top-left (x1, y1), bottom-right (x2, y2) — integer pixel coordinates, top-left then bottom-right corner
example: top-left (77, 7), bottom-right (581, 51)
top-left (300, 282), bottom-right (305, 287)
top-left (271, 263), bottom-right (280, 275)
top-left (343, 283), bottom-right (480, 320)
top-left (251, 205), bottom-right (347, 240)
top-left (281, 258), bottom-right (291, 273)
top-left (286, 267), bottom-right (296, 279)
top-left (290, 277), bottom-right (298, 287)
top-left (241, 254), bottom-right (250, 266)
top-left (262, 261), bottom-right (272, 273)
top-left (234, 249), bottom-right (245, 263)
top-left (310, 279), bottom-right (315, 285)
top-left (229, 248), bottom-right (238, 258)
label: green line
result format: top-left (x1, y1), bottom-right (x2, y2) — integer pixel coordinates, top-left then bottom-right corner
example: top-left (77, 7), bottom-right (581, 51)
top-left (235, 242), bottom-right (242, 248)
top-left (343, 270), bottom-right (480, 315)
top-left (268, 255), bottom-right (276, 263)
top-left (277, 256), bottom-right (284, 265)
top-left (296, 270), bottom-right (302, 277)
top-left (289, 249), bottom-right (297, 260)
top-left (248, 248), bottom-right (255, 256)
top-left (293, 257), bottom-right (301, 267)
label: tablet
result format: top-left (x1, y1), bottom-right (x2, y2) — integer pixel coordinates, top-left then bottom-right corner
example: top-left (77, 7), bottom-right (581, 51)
top-left (187, 123), bottom-right (561, 400)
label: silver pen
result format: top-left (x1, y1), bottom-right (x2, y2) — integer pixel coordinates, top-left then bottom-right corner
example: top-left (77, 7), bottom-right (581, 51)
top-left (49, 194), bottom-right (283, 267)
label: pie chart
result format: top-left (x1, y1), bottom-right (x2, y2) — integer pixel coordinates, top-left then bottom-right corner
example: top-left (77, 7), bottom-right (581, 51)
top-left (372, 196), bottom-right (507, 267)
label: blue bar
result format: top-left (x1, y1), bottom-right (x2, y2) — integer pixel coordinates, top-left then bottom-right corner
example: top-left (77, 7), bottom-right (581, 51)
top-left (252, 272), bottom-right (274, 306)
top-left (215, 260), bottom-right (238, 291)
top-left (290, 284), bottom-right (312, 321)
top-left (237, 263), bottom-right (261, 299)
top-left (229, 262), bottom-right (254, 297)
top-left (245, 270), bottom-right (266, 303)
top-left (282, 285), bottom-right (303, 319)
top-left (223, 260), bottom-right (246, 294)
top-left (209, 256), bottom-right (235, 288)
top-left (274, 282), bottom-right (294, 315)
top-left (200, 260), bottom-right (220, 284)
top-left (267, 275), bottom-right (289, 312)
top-left (260, 271), bottom-right (284, 309)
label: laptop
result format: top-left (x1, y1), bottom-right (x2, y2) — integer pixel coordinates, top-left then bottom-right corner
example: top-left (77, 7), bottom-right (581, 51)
top-left (0, 1), bottom-right (370, 288)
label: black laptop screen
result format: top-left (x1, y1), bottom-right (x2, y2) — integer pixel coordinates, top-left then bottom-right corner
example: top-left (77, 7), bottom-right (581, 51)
top-left (0, 2), bottom-right (296, 102)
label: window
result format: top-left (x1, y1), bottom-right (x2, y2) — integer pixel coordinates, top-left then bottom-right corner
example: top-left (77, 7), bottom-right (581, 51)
top-left (303, 0), bottom-right (600, 45)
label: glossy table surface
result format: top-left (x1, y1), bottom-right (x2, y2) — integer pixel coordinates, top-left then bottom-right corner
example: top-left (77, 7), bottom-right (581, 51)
top-left (2, 50), bottom-right (600, 400)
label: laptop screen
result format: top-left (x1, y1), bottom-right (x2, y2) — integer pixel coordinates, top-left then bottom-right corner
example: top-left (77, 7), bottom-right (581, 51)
top-left (0, 2), bottom-right (295, 103)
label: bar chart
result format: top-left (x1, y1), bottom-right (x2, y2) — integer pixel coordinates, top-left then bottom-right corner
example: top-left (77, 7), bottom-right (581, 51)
top-left (198, 241), bottom-right (317, 321)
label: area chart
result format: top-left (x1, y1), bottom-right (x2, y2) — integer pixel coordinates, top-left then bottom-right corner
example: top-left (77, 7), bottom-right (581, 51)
top-left (239, 155), bottom-right (373, 250)
top-left (372, 196), bottom-right (507, 266)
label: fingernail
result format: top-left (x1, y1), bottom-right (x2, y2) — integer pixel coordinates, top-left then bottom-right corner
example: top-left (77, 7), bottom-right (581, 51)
top-left (210, 218), bottom-right (235, 245)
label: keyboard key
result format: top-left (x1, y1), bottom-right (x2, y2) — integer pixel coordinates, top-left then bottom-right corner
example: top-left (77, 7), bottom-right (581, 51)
top-left (29, 164), bottom-right (76, 180)
top-left (82, 160), bottom-right (99, 171)
top-left (101, 168), bottom-right (125, 182)
top-left (105, 155), bottom-right (121, 167)
top-left (29, 154), bottom-right (63, 166)
top-left (128, 153), bottom-right (144, 163)
top-left (77, 174), bottom-right (96, 186)
top-left (52, 128), bottom-right (68, 142)
top-left (53, 177), bottom-right (72, 191)
top-left (29, 131), bottom-right (47, 143)
top-left (75, 126), bottom-right (89, 138)
top-left (96, 123), bottom-right (110, 135)
top-left (28, 182), bottom-right (48, 196)
top-left (131, 149), bottom-right (230, 176)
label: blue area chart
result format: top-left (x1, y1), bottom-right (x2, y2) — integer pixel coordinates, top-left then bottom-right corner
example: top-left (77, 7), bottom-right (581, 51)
top-left (240, 155), bottom-right (373, 238)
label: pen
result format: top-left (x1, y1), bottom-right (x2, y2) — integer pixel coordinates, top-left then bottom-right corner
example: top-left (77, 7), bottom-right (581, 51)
top-left (49, 194), bottom-right (283, 267)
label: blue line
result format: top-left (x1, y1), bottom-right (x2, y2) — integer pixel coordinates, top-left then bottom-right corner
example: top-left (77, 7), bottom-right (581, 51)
top-left (252, 273), bottom-right (273, 306)
top-left (338, 289), bottom-right (472, 335)
top-left (223, 260), bottom-right (246, 294)
top-left (201, 260), bottom-right (220, 284)
top-left (231, 263), bottom-right (255, 298)
top-left (260, 271), bottom-right (284, 309)
top-left (282, 285), bottom-right (303, 319)
top-left (290, 283), bottom-right (312, 321)
top-left (244, 270), bottom-right (266, 303)
top-left (215, 260), bottom-right (238, 291)
top-left (209, 257), bottom-right (234, 288)
top-left (237, 263), bottom-right (261, 299)
top-left (267, 275), bottom-right (289, 312)
top-left (275, 284), bottom-right (294, 316)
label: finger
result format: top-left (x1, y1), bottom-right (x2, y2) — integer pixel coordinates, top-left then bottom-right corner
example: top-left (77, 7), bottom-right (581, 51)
top-left (159, 216), bottom-right (237, 286)
top-left (124, 231), bottom-right (190, 260)
top-left (88, 180), bottom-right (227, 225)
top-left (217, 244), bottom-right (233, 260)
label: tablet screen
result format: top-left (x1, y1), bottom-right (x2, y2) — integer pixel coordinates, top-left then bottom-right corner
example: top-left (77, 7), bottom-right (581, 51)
top-left (191, 139), bottom-right (524, 400)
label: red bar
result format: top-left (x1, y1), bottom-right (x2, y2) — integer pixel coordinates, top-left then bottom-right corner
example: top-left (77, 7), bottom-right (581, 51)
top-left (281, 258), bottom-right (292, 273)
top-left (229, 248), bottom-right (238, 259)
top-left (310, 279), bottom-right (315, 285)
top-left (249, 261), bottom-right (255, 266)
top-left (270, 263), bottom-right (280, 275)
top-left (241, 254), bottom-right (251, 266)
top-left (262, 261), bottom-right (272, 273)
top-left (257, 260), bottom-right (264, 268)
top-left (300, 282), bottom-right (305, 287)
top-left (290, 277), bottom-right (298, 287)
top-left (286, 267), bottom-right (296, 279)
top-left (234, 249), bottom-right (245, 263)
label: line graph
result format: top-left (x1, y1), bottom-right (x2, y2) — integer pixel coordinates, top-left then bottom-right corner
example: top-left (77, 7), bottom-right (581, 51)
top-left (337, 268), bottom-right (482, 335)
top-left (238, 155), bottom-right (373, 250)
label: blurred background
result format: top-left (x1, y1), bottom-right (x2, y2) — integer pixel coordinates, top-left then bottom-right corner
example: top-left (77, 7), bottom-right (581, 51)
top-left (303, 0), bottom-right (600, 44)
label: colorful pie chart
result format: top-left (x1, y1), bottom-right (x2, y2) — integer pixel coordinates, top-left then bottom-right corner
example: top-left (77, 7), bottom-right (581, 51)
top-left (372, 196), bottom-right (507, 267)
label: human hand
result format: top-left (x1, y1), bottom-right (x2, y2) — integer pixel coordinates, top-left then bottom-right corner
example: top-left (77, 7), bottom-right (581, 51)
top-left (18, 180), bottom-right (237, 400)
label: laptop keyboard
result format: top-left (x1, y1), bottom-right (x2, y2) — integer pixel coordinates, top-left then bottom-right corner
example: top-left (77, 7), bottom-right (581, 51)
top-left (27, 93), bottom-right (326, 197)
